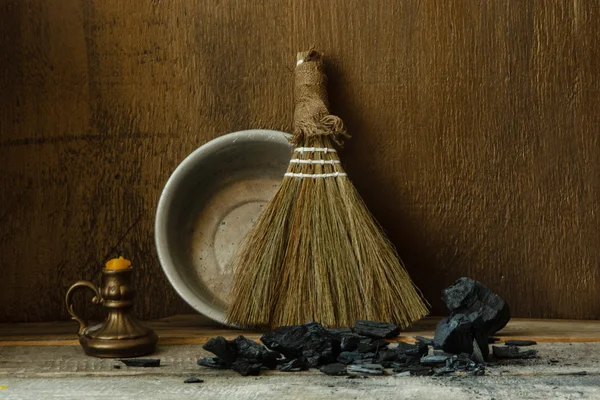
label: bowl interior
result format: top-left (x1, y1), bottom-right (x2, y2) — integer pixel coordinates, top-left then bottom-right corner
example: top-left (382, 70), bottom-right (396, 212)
top-left (156, 130), bottom-right (292, 325)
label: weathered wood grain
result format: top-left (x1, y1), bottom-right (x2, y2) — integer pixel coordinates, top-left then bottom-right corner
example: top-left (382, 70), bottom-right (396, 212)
top-left (0, 0), bottom-right (599, 322)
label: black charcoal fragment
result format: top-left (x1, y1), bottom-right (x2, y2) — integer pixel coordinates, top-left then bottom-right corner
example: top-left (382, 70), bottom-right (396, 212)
top-left (320, 363), bottom-right (347, 376)
top-left (340, 335), bottom-right (362, 352)
top-left (442, 277), bottom-right (510, 335)
top-left (120, 359), bottom-right (161, 367)
top-left (505, 340), bottom-right (537, 347)
top-left (488, 337), bottom-right (501, 343)
top-left (184, 377), bottom-right (204, 383)
top-left (279, 358), bottom-right (309, 372)
top-left (229, 335), bottom-right (280, 369)
top-left (347, 363), bottom-right (385, 375)
top-left (113, 364), bottom-right (121, 369)
top-left (470, 339), bottom-right (486, 364)
top-left (420, 355), bottom-right (451, 366)
top-left (203, 336), bottom-right (236, 367)
top-left (434, 313), bottom-right (489, 359)
top-left (337, 351), bottom-right (375, 365)
top-left (397, 341), bottom-right (429, 358)
top-left (358, 338), bottom-right (389, 353)
top-left (327, 328), bottom-right (354, 336)
top-left (231, 359), bottom-right (262, 376)
top-left (197, 357), bottom-right (229, 369)
top-left (414, 336), bottom-right (434, 346)
top-left (492, 345), bottom-right (537, 359)
top-left (261, 322), bottom-right (339, 367)
top-left (354, 320), bottom-right (400, 338)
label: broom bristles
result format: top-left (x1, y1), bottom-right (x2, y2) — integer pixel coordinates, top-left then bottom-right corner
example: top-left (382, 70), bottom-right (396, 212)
top-left (226, 50), bottom-right (428, 329)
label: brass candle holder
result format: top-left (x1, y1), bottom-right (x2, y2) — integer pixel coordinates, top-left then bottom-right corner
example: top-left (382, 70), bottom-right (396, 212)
top-left (65, 258), bottom-right (158, 358)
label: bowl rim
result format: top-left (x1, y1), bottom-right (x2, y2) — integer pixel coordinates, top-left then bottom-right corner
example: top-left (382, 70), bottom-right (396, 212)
top-left (155, 129), bottom-right (292, 327)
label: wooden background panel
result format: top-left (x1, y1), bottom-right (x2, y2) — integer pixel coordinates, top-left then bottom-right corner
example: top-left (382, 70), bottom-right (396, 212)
top-left (0, 0), bottom-right (599, 322)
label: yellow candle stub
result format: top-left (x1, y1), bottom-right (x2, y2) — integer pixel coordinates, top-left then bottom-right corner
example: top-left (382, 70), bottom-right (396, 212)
top-left (105, 256), bottom-right (131, 270)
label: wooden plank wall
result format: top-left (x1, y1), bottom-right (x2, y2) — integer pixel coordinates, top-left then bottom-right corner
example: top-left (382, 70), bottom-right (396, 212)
top-left (1, 0), bottom-right (599, 322)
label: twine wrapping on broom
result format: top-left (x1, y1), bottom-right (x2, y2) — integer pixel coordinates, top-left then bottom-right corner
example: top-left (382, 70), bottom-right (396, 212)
top-left (293, 49), bottom-right (350, 146)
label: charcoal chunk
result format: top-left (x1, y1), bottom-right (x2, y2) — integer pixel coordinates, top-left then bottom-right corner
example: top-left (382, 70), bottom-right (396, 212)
top-left (113, 364), bottom-right (121, 369)
top-left (197, 357), bottom-right (229, 369)
top-left (358, 338), bottom-right (389, 353)
top-left (340, 335), bottom-right (362, 352)
top-left (397, 341), bottom-right (428, 358)
top-left (414, 336), bottom-right (434, 346)
top-left (434, 314), bottom-right (489, 359)
top-left (346, 375), bottom-right (369, 379)
top-left (279, 358), bottom-right (309, 372)
top-left (231, 359), bottom-right (262, 376)
top-left (354, 320), bottom-right (400, 338)
top-left (347, 363), bottom-right (385, 375)
top-left (442, 277), bottom-right (510, 335)
top-left (420, 355), bottom-right (451, 366)
top-left (488, 337), bottom-right (501, 343)
top-left (229, 335), bottom-right (280, 369)
top-left (505, 340), bottom-right (537, 347)
top-left (337, 351), bottom-right (375, 365)
top-left (327, 328), bottom-right (354, 336)
top-left (184, 377), bottom-right (204, 383)
top-left (120, 359), bottom-right (160, 367)
top-left (492, 345), bottom-right (537, 359)
top-left (320, 363), bottom-right (347, 376)
top-left (261, 322), bottom-right (339, 367)
top-left (203, 336), bottom-right (236, 367)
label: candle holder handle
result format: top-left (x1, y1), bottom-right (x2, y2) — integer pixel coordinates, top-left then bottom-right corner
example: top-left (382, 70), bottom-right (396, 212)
top-left (65, 281), bottom-right (103, 335)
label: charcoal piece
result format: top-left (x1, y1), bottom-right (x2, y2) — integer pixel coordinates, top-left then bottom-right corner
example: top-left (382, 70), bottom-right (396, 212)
top-left (358, 338), bottom-right (389, 353)
top-left (346, 375), bottom-right (369, 379)
top-left (327, 328), bottom-right (354, 336)
top-left (113, 364), bottom-right (121, 369)
top-left (420, 355), bottom-right (451, 366)
top-left (347, 363), bottom-right (385, 375)
top-left (197, 357), bottom-right (229, 369)
top-left (184, 377), bottom-right (204, 383)
top-left (203, 336), bottom-right (236, 367)
top-left (120, 359), bottom-right (160, 367)
top-left (488, 337), bottom-right (501, 343)
top-left (354, 320), bottom-right (400, 338)
top-left (320, 363), bottom-right (347, 376)
top-left (390, 354), bottom-right (421, 369)
top-left (470, 340), bottom-right (486, 364)
top-left (279, 358), bottom-right (309, 372)
top-left (261, 322), bottom-right (339, 367)
top-left (230, 335), bottom-right (280, 369)
top-left (414, 336), bottom-right (434, 346)
top-left (231, 359), bottom-right (262, 376)
top-left (492, 345), bottom-right (537, 359)
top-left (377, 349), bottom-right (400, 364)
top-left (434, 314), bottom-right (488, 358)
top-left (397, 342), bottom-right (428, 358)
top-left (505, 340), bottom-right (537, 347)
top-left (442, 277), bottom-right (510, 335)
top-left (393, 366), bottom-right (433, 376)
top-left (337, 351), bottom-right (375, 365)
top-left (341, 336), bottom-right (362, 352)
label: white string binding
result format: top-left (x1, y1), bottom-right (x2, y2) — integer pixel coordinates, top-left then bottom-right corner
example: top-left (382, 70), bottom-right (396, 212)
top-left (296, 59), bottom-right (304, 66)
top-left (285, 172), bottom-right (347, 178)
top-left (294, 147), bottom-right (337, 153)
top-left (289, 159), bottom-right (341, 165)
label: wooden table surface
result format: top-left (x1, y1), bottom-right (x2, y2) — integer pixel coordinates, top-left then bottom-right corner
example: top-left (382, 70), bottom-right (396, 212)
top-left (1, 315), bottom-right (599, 346)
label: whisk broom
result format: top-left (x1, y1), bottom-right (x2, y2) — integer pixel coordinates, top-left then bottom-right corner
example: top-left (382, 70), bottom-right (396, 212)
top-left (227, 49), bottom-right (428, 329)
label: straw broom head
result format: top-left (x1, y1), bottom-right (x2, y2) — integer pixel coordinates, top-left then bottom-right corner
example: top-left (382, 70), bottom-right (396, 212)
top-left (226, 50), bottom-right (428, 329)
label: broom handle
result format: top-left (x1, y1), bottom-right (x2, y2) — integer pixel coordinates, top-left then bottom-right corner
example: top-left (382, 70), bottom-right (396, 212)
top-left (293, 50), bottom-right (347, 145)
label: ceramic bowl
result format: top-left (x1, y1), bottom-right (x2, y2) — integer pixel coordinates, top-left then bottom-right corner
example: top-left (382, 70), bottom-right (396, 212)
top-left (155, 129), bottom-right (292, 326)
